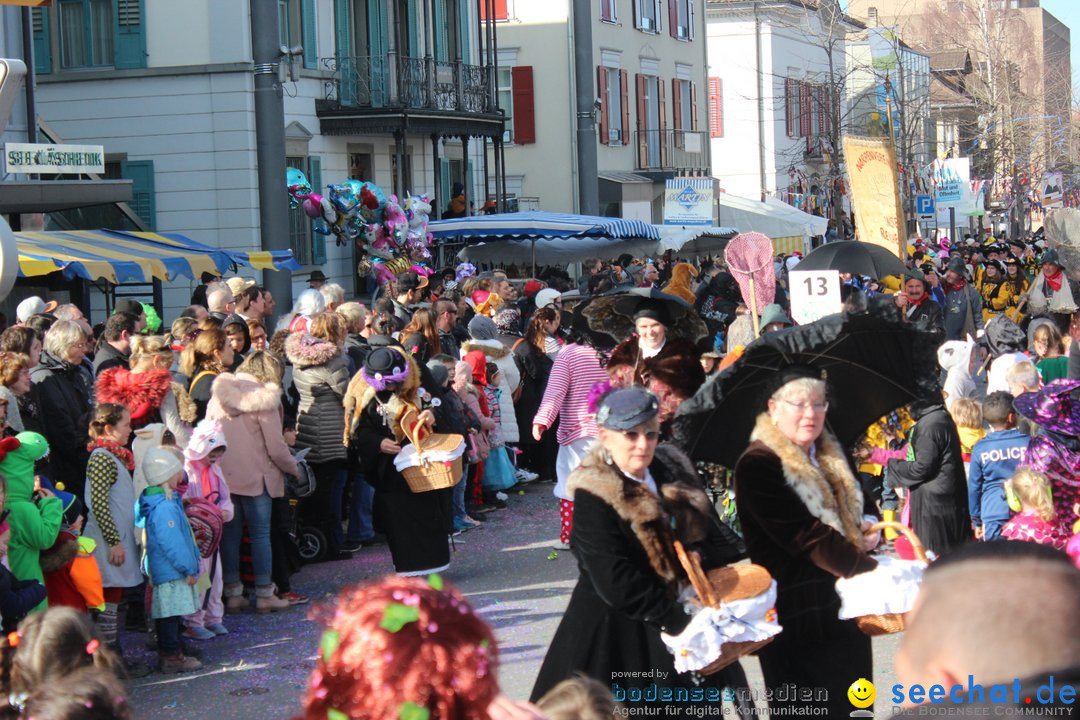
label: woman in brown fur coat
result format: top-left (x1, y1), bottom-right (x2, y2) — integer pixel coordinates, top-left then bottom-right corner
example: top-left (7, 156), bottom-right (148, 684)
top-left (734, 367), bottom-right (881, 717)
top-left (530, 387), bottom-right (744, 707)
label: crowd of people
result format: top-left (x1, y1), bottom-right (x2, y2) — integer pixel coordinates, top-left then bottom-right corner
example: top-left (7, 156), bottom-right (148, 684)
top-left (0, 228), bottom-right (1075, 717)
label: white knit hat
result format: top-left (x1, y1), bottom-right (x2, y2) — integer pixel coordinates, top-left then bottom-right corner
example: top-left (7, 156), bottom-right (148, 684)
top-left (142, 447), bottom-right (183, 487)
top-left (535, 288), bottom-right (561, 309)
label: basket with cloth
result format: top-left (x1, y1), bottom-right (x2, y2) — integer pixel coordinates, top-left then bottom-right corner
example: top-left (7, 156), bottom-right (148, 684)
top-left (836, 521), bottom-right (929, 636)
top-left (393, 405), bottom-right (466, 493)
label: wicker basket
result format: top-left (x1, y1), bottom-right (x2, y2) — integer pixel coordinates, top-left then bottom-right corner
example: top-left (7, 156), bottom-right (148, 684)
top-left (854, 521), bottom-right (928, 636)
top-left (398, 407), bottom-right (465, 494)
top-left (673, 540), bottom-right (776, 675)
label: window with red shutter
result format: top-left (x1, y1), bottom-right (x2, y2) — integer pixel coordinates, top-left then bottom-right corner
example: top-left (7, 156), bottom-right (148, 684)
top-left (785, 78), bottom-right (796, 138)
top-left (480, 0), bottom-right (508, 21)
top-left (620, 70), bottom-right (630, 144)
top-left (601, 0), bottom-right (616, 22)
top-left (511, 66), bottom-right (536, 144)
top-left (690, 80), bottom-right (698, 132)
top-left (657, 78), bottom-right (667, 167)
top-left (636, 73), bottom-right (648, 167)
top-left (799, 81), bottom-right (811, 138)
top-left (708, 77), bottom-right (722, 138)
top-left (598, 66), bottom-right (610, 145)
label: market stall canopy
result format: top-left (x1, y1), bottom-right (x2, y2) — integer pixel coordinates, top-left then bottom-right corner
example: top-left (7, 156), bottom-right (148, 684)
top-left (714, 194), bottom-right (829, 254)
top-left (658, 226), bottom-right (739, 255)
top-left (13, 230), bottom-right (300, 284)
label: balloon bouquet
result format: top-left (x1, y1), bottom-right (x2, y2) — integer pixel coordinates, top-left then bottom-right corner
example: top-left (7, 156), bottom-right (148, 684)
top-left (286, 168), bottom-right (435, 285)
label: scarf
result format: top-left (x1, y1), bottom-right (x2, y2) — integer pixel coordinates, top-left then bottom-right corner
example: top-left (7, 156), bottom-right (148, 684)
top-left (87, 439), bottom-right (135, 471)
top-left (189, 458), bottom-right (219, 500)
top-left (907, 292), bottom-right (927, 307)
top-left (947, 279), bottom-right (966, 292)
top-left (1044, 267), bottom-right (1063, 293)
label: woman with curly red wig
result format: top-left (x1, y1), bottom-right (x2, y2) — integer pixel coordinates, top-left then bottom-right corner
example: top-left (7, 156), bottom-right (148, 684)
top-left (301, 576), bottom-right (505, 720)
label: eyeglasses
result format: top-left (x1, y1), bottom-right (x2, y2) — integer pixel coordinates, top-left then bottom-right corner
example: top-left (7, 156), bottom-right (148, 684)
top-left (779, 399), bottom-right (829, 413)
top-left (619, 429), bottom-right (661, 443)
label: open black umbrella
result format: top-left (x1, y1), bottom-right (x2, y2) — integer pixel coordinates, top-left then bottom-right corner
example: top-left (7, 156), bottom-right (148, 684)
top-left (794, 241), bottom-right (908, 279)
top-left (571, 287), bottom-right (710, 351)
top-left (672, 307), bottom-right (942, 468)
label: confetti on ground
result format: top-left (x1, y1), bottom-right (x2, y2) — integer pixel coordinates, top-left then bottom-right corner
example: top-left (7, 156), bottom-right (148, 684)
top-left (547, 551), bottom-right (558, 560)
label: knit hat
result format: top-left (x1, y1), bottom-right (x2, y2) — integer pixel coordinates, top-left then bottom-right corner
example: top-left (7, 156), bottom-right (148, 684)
top-left (184, 419), bottom-right (227, 462)
top-left (493, 307), bottom-right (521, 335)
top-left (142, 447), bottom-right (183, 487)
top-left (535, 288), bottom-right (561, 309)
top-left (426, 360), bottom-right (449, 387)
top-left (522, 280), bottom-right (543, 297)
top-left (467, 315), bottom-right (498, 341)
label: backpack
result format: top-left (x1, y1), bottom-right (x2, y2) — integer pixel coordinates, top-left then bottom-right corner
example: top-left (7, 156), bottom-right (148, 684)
top-left (183, 496), bottom-right (224, 558)
top-left (285, 454), bottom-right (317, 499)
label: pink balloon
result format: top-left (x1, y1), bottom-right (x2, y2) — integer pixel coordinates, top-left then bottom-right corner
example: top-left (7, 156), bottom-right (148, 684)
top-left (302, 196), bottom-right (322, 219)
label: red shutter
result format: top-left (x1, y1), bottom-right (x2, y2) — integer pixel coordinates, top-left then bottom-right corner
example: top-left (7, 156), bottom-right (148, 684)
top-left (799, 81), bottom-right (811, 138)
top-left (480, 0), bottom-right (508, 21)
top-left (785, 78), bottom-right (795, 137)
top-left (668, 0), bottom-right (678, 38)
top-left (620, 69), bottom-right (630, 144)
top-left (636, 73), bottom-right (647, 167)
top-left (601, 0), bottom-right (613, 22)
top-left (657, 78), bottom-right (667, 168)
top-left (671, 78), bottom-right (682, 131)
top-left (709, 78), bottom-right (724, 138)
top-left (690, 80), bottom-right (699, 131)
top-left (598, 66), bottom-right (610, 145)
top-left (512, 66), bottom-right (536, 144)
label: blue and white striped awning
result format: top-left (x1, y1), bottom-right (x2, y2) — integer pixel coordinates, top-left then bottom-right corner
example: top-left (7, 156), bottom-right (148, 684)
top-left (428, 211), bottom-right (662, 241)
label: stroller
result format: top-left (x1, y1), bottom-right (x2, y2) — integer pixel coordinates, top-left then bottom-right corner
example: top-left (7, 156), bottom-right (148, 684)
top-left (284, 449), bottom-right (326, 563)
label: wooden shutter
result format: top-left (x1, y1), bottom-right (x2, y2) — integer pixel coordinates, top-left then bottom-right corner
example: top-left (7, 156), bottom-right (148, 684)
top-left (690, 80), bottom-right (698, 131)
top-left (636, 73), bottom-right (648, 167)
top-left (620, 70), bottom-right (630, 144)
top-left (302, 0), bottom-right (318, 69)
top-left (114, 0), bottom-right (147, 69)
top-left (511, 66), bottom-right (536, 144)
top-left (657, 78), bottom-right (667, 167)
top-left (481, 0), bottom-right (508, 21)
top-left (799, 81), bottom-right (811, 138)
top-left (671, 78), bottom-right (682, 131)
top-left (784, 78), bottom-right (795, 137)
top-left (708, 77), bottom-right (722, 138)
top-left (598, 67), bottom-right (610, 145)
top-left (31, 7), bottom-right (50, 74)
top-left (121, 160), bottom-right (156, 230)
top-left (308, 156), bottom-right (326, 265)
top-left (668, 0), bottom-right (678, 38)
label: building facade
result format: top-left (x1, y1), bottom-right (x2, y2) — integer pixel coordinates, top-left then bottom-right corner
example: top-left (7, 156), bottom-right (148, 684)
top-left (28, 0), bottom-right (501, 315)
top-left (490, 0), bottom-right (711, 221)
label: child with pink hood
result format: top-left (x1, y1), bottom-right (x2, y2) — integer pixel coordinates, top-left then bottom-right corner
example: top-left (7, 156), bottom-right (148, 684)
top-left (182, 419), bottom-right (234, 640)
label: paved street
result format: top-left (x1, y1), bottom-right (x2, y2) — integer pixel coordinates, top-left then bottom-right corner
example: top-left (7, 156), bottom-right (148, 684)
top-left (127, 482), bottom-right (901, 718)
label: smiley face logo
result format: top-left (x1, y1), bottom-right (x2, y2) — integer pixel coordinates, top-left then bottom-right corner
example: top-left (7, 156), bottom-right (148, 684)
top-left (847, 678), bottom-right (876, 709)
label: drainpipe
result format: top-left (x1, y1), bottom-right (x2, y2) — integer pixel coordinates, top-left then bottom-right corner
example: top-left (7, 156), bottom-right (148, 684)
top-left (755, 0), bottom-right (767, 201)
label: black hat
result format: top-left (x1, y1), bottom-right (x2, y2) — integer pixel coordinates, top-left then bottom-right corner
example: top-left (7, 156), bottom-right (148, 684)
top-left (308, 270), bottom-right (327, 283)
top-left (595, 387), bottom-right (659, 430)
top-left (114, 299), bottom-right (144, 317)
top-left (946, 257), bottom-right (967, 274)
top-left (1008, 239), bottom-right (1026, 249)
top-left (1040, 249), bottom-right (1061, 266)
top-left (919, 263), bottom-right (938, 275)
top-left (628, 298), bottom-right (672, 326)
top-left (396, 271), bottom-right (429, 293)
top-left (904, 267), bottom-right (926, 282)
top-left (617, 253), bottom-right (634, 269)
top-left (763, 364), bottom-right (827, 405)
top-left (985, 259), bottom-right (1005, 274)
top-left (1004, 254), bottom-right (1021, 266)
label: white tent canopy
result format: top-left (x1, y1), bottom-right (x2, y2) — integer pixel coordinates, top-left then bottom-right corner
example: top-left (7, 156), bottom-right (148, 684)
top-left (714, 193), bottom-right (829, 241)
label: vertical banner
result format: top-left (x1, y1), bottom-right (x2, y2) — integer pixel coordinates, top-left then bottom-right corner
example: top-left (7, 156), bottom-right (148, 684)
top-left (1040, 172), bottom-right (1063, 208)
top-left (842, 135), bottom-right (906, 259)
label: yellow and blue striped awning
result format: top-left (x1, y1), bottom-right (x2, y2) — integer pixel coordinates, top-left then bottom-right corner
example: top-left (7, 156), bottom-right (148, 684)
top-left (14, 230), bottom-right (299, 284)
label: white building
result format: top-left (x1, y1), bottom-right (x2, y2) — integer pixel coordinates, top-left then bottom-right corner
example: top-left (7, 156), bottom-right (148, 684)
top-left (706, 0), bottom-right (860, 223)
top-left (491, 0), bottom-right (711, 221)
top-left (24, 0), bottom-right (501, 317)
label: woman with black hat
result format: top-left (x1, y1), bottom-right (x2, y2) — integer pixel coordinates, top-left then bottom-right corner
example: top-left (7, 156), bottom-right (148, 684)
top-left (607, 299), bottom-right (702, 388)
top-left (734, 367), bottom-right (882, 717)
top-left (978, 259), bottom-right (1011, 324)
top-left (344, 346), bottom-right (453, 575)
top-left (530, 386), bottom-right (744, 707)
top-left (1002, 255), bottom-right (1030, 324)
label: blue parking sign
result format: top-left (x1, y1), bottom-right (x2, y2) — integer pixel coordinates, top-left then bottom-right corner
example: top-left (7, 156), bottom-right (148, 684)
top-left (916, 195), bottom-right (935, 215)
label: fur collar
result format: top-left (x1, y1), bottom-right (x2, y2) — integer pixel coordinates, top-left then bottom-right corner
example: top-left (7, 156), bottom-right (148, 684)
top-left (749, 413), bottom-right (865, 547)
top-left (40, 532), bottom-right (78, 573)
top-left (210, 372), bottom-right (283, 416)
top-left (285, 333), bottom-right (341, 368)
top-left (343, 347), bottom-right (421, 447)
top-left (566, 444), bottom-right (714, 588)
top-left (461, 339), bottom-right (510, 359)
top-left (171, 381), bottom-right (198, 424)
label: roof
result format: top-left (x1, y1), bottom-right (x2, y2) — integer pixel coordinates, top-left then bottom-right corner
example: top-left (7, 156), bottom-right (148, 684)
top-left (930, 49), bottom-right (972, 74)
top-left (13, 230), bottom-right (299, 284)
top-left (707, 0), bottom-right (866, 29)
top-left (930, 75), bottom-right (975, 109)
top-left (597, 171), bottom-right (653, 184)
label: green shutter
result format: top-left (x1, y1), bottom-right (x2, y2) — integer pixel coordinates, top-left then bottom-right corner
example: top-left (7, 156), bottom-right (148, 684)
top-left (301, 0), bottom-right (317, 69)
top-left (434, 0), bottom-right (448, 62)
top-left (121, 159), bottom-right (155, 230)
top-left (308, 155), bottom-right (326, 266)
top-left (32, 8), bottom-right (51, 75)
top-left (439, 158), bottom-right (450, 212)
top-left (333, 0), bottom-right (355, 106)
top-left (369, 0), bottom-right (388, 108)
top-left (458, 0), bottom-right (470, 63)
top-left (114, 0), bottom-right (146, 69)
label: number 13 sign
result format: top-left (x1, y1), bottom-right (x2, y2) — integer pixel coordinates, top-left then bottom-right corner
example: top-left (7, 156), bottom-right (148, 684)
top-left (788, 270), bottom-right (842, 326)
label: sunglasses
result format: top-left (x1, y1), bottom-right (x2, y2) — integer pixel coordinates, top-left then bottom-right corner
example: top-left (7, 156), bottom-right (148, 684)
top-left (619, 429), bottom-right (660, 443)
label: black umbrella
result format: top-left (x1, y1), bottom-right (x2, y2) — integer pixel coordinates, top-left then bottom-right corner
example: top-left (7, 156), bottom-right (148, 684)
top-left (672, 307), bottom-right (942, 468)
top-left (794, 241), bottom-right (908, 279)
top-left (571, 287), bottom-right (710, 351)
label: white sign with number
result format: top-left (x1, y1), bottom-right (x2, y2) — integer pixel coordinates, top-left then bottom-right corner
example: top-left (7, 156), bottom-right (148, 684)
top-left (789, 270), bottom-right (842, 325)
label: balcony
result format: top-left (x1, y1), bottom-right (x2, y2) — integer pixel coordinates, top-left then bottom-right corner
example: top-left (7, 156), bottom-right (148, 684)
top-left (633, 130), bottom-right (708, 173)
top-left (316, 55), bottom-right (505, 138)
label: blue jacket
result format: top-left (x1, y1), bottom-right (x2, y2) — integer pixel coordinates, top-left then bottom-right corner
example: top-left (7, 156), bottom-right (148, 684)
top-left (135, 488), bottom-right (200, 585)
top-left (967, 428), bottom-right (1028, 524)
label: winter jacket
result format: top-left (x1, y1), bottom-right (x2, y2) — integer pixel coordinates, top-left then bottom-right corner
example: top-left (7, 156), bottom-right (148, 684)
top-left (942, 283), bottom-right (985, 341)
top-left (344, 333), bottom-right (369, 376)
top-left (92, 342), bottom-right (129, 376)
top-left (968, 428), bottom-right (1028, 530)
top-left (135, 488), bottom-right (200, 585)
top-left (0, 432), bottom-right (62, 611)
top-left (205, 372), bottom-right (298, 498)
top-left (461, 339), bottom-right (521, 443)
top-left (95, 367), bottom-right (194, 448)
top-left (0, 564), bottom-right (46, 633)
top-left (40, 532), bottom-right (105, 613)
top-left (29, 351), bottom-right (91, 495)
top-left (286, 333), bottom-right (350, 464)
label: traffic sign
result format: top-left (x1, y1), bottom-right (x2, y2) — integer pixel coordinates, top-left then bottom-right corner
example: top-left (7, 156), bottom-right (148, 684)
top-left (915, 195), bottom-right (935, 216)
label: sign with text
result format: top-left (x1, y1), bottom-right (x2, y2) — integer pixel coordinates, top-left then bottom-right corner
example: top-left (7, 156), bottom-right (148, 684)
top-left (915, 195), bottom-right (935, 217)
top-left (842, 135), bottom-right (906, 259)
top-left (932, 157), bottom-right (970, 208)
top-left (3, 142), bottom-right (105, 174)
top-left (663, 178), bottom-right (713, 226)
top-left (1040, 172), bottom-right (1063, 208)
top-left (789, 270), bottom-right (842, 325)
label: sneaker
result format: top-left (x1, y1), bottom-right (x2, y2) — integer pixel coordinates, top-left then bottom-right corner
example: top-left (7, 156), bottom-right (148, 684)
top-left (467, 502), bottom-right (496, 515)
top-left (552, 540), bottom-right (571, 551)
top-left (452, 519), bottom-right (472, 534)
top-left (160, 654), bottom-right (203, 674)
top-left (338, 540), bottom-right (364, 553)
top-left (482, 494), bottom-right (507, 509)
top-left (460, 516), bottom-right (482, 529)
top-left (182, 626), bottom-right (217, 641)
top-left (466, 513), bottom-right (486, 523)
top-left (515, 468), bottom-right (540, 483)
top-left (278, 591), bottom-right (310, 606)
top-left (495, 491), bottom-right (509, 502)
top-left (205, 623), bottom-right (229, 636)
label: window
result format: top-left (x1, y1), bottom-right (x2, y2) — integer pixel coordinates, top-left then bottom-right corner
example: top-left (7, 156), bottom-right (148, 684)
top-left (601, 0), bottom-right (617, 23)
top-left (59, 0), bottom-right (113, 68)
top-left (497, 67), bottom-right (514, 142)
top-left (675, 79), bottom-right (692, 131)
top-left (867, 7), bottom-right (877, 25)
top-left (598, 66), bottom-right (628, 145)
top-left (708, 77), bottom-right (723, 138)
top-left (286, 156), bottom-right (325, 266)
top-left (669, 0), bottom-right (693, 40)
top-left (634, 0), bottom-right (660, 33)
top-left (785, 78), bottom-right (800, 137)
top-left (636, 73), bottom-right (666, 168)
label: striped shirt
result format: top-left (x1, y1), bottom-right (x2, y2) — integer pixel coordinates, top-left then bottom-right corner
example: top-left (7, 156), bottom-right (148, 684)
top-left (533, 343), bottom-right (609, 446)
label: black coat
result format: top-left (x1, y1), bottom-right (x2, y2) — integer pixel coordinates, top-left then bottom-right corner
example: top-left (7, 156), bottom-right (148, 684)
top-left (905, 297), bottom-right (945, 333)
top-left (29, 351), bottom-right (92, 500)
top-left (0, 565), bottom-right (46, 633)
top-left (512, 340), bottom-right (552, 445)
top-left (92, 341), bottom-right (129, 376)
top-left (531, 445), bottom-right (744, 705)
top-left (887, 402), bottom-right (972, 556)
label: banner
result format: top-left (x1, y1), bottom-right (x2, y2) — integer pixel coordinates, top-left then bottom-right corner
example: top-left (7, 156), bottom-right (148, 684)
top-left (1040, 172), bottom-right (1063, 208)
top-left (932, 157), bottom-right (970, 208)
top-left (842, 135), bottom-right (906, 259)
top-left (663, 178), bottom-right (713, 226)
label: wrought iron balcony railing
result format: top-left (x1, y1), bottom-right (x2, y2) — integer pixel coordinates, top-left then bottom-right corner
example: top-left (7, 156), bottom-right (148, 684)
top-left (320, 55), bottom-right (495, 114)
top-left (633, 129), bottom-right (708, 171)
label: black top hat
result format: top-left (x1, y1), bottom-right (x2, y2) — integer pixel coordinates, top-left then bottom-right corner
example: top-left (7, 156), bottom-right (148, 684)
top-left (309, 270), bottom-right (327, 283)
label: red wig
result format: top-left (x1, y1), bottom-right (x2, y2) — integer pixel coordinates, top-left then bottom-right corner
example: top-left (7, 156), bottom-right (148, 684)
top-left (302, 576), bottom-right (499, 720)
